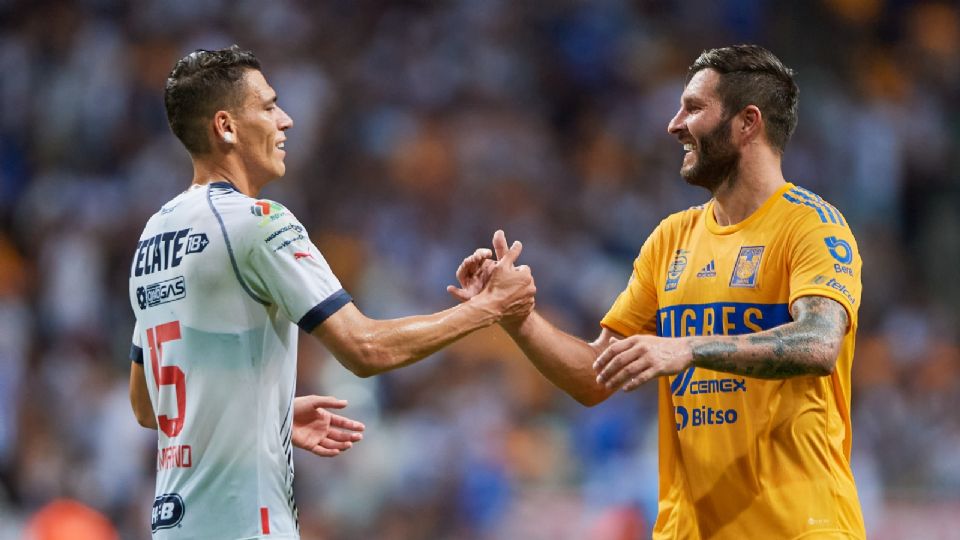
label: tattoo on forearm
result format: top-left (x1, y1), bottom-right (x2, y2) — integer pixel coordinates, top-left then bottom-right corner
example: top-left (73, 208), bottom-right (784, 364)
top-left (690, 296), bottom-right (848, 379)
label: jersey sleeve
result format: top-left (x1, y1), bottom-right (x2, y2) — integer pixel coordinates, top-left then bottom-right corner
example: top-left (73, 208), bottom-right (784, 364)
top-left (237, 201), bottom-right (352, 332)
top-left (600, 225), bottom-right (661, 336)
top-left (130, 321), bottom-right (143, 364)
top-left (788, 217), bottom-right (862, 324)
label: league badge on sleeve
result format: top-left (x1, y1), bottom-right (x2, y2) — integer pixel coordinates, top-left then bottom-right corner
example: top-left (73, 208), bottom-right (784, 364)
top-left (730, 246), bottom-right (764, 288)
top-left (250, 200), bottom-right (289, 227)
top-left (664, 249), bottom-right (690, 291)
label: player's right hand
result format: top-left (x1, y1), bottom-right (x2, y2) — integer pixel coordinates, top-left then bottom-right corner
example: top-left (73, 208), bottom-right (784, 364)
top-left (477, 230), bottom-right (537, 321)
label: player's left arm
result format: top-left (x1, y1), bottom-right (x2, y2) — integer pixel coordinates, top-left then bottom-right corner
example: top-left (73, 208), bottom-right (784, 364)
top-left (129, 362), bottom-right (157, 429)
top-left (691, 295), bottom-right (847, 378)
top-left (594, 295), bottom-right (847, 390)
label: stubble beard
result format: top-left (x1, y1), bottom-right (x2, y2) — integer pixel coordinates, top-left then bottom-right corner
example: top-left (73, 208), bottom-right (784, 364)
top-left (681, 116), bottom-right (740, 194)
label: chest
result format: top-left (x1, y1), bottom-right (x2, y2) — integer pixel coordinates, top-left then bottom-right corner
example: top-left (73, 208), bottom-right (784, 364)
top-left (657, 225), bottom-right (792, 299)
top-left (654, 225), bottom-right (793, 338)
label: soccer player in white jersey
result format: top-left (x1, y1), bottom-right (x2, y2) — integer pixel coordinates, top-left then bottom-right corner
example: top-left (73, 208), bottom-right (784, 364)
top-left (128, 46), bottom-right (536, 540)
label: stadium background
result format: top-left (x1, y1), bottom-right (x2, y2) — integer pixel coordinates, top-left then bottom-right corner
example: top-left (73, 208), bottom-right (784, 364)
top-left (0, 0), bottom-right (958, 538)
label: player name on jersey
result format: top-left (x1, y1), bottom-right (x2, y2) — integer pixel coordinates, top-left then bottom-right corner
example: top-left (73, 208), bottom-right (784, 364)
top-left (157, 444), bottom-right (192, 470)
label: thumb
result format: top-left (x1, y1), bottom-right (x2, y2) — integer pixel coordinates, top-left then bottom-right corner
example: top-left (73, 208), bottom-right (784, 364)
top-left (309, 396), bottom-right (348, 409)
top-left (446, 285), bottom-right (471, 302)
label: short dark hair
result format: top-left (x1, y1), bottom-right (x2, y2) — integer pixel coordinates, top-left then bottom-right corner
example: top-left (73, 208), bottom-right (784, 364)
top-left (687, 45), bottom-right (798, 153)
top-left (164, 45), bottom-right (261, 155)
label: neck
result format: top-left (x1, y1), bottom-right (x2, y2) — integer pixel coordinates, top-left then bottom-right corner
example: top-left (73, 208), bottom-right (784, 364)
top-left (711, 149), bottom-right (786, 226)
top-left (191, 156), bottom-right (263, 197)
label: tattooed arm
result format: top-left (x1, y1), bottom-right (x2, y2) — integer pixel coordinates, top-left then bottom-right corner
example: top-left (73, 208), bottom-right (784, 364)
top-left (689, 296), bottom-right (848, 378)
top-left (593, 296), bottom-right (849, 391)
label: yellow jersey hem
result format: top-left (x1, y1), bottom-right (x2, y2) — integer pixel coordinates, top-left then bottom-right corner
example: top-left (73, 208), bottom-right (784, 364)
top-left (790, 528), bottom-right (865, 540)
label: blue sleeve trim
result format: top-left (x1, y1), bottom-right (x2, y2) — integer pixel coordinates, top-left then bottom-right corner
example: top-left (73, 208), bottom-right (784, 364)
top-left (130, 344), bottom-right (144, 364)
top-left (298, 289), bottom-right (352, 332)
top-left (783, 192), bottom-right (829, 223)
top-left (206, 186), bottom-right (270, 306)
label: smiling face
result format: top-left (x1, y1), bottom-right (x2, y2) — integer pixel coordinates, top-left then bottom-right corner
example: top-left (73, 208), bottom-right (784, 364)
top-left (230, 69), bottom-right (293, 183)
top-left (667, 69), bottom-right (740, 192)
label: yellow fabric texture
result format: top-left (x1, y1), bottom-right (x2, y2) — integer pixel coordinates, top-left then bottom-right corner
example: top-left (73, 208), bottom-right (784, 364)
top-left (601, 183), bottom-right (866, 540)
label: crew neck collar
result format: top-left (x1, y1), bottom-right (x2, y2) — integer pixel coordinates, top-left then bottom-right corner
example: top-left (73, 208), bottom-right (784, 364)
top-left (209, 181), bottom-right (237, 191)
top-left (705, 182), bottom-right (793, 235)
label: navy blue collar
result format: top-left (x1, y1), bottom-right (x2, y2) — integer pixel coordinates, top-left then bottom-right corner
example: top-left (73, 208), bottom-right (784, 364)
top-left (209, 181), bottom-right (237, 191)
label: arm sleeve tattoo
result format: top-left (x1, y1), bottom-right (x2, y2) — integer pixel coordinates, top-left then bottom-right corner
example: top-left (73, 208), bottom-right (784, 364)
top-left (689, 296), bottom-right (848, 379)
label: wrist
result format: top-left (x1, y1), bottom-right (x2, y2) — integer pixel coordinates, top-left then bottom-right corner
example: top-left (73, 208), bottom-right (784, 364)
top-left (686, 336), bottom-right (714, 369)
top-left (464, 293), bottom-right (502, 327)
top-left (499, 310), bottom-right (535, 336)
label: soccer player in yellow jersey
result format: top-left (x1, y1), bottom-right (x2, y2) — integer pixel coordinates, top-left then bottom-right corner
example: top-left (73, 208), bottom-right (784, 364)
top-left (450, 45), bottom-right (865, 539)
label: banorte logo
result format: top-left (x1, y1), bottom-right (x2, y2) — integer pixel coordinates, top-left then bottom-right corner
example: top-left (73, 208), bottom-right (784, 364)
top-left (251, 200), bottom-right (289, 227)
top-left (250, 201), bottom-right (272, 216)
top-left (250, 200), bottom-right (285, 217)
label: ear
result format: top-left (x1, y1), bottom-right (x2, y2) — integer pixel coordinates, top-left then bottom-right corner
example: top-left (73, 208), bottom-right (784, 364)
top-left (214, 110), bottom-right (236, 144)
top-left (736, 105), bottom-right (762, 144)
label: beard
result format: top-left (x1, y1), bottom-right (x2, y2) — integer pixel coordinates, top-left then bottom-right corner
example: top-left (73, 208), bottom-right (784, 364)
top-left (681, 116), bottom-right (740, 192)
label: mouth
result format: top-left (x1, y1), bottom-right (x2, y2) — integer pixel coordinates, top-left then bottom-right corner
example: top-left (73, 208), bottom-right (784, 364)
top-left (275, 141), bottom-right (286, 151)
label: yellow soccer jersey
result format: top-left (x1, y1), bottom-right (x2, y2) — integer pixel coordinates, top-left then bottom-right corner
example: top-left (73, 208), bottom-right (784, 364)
top-left (601, 183), bottom-right (865, 540)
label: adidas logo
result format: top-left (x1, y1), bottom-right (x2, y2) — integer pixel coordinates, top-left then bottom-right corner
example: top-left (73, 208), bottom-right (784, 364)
top-left (696, 260), bottom-right (717, 278)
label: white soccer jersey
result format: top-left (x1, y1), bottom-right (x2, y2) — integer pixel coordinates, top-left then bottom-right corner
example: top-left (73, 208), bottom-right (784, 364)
top-left (129, 182), bottom-right (350, 539)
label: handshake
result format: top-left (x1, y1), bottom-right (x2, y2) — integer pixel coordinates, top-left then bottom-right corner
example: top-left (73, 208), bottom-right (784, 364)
top-left (445, 230), bottom-right (538, 327)
top-left (443, 229), bottom-right (691, 403)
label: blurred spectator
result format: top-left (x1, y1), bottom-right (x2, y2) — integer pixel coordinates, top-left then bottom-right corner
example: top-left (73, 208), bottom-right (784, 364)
top-left (23, 499), bottom-right (118, 540)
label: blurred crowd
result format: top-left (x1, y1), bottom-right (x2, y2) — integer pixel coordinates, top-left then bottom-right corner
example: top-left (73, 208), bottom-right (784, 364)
top-left (0, 0), bottom-right (958, 539)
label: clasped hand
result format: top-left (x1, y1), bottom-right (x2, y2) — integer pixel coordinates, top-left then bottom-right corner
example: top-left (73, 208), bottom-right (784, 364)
top-left (447, 231), bottom-right (691, 393)
top-left (593, 335), bottom-right (693, 392)
top-left (447, 230), bottom-right (536, 322)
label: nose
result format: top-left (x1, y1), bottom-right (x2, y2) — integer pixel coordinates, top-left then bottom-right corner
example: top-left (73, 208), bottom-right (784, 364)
top-left (278, 106), bottom-right (293, 130)
top-left (667, 109), bottom-right (684, 135)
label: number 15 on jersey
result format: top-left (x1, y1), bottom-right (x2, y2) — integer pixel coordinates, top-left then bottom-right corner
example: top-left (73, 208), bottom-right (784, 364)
top-left (146, 321), bottom-right (186, 438)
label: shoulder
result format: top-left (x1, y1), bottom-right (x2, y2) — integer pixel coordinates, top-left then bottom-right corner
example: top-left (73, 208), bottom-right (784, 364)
top-left (779, 184), bottom-right (852, 233)
top-left (657, 200), bottom-right (711, 235)
top-left (778, 185), bottom-right (860, 264)
top-left (205, 183), bottom-right (256, 216)
top-left (636, 202), bottom-right (709, 263)
top-left (205, 186), bottom-right (308, 249)
top-left (206, 185), bottom-right (299, 230)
